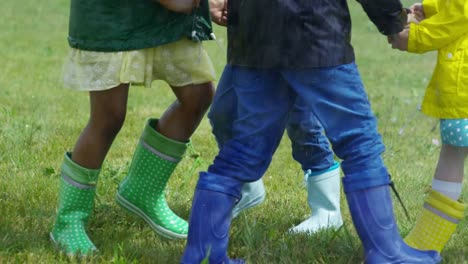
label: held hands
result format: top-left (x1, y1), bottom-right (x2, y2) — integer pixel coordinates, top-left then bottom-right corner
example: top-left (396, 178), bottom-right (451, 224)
top-left (387, 3), bottom-right (425, 51)
top-left (388, 30), bottom-right (409, 51)
top-left (158, 0), bottom-right (200, 14)
top-left (406, 3), bottom-right (425, 26)
top-left (157, 0), bottom-right (228, 26)
top-left (210, 0), bottom-right (227, 26)
top-left (409, 3), bottom-right (426, 22)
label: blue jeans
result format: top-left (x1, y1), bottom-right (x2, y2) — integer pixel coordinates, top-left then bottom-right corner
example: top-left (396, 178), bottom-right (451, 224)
top-left (209, 68), bottom-right (334, 173)
top-left (199, 63), bottom-right (390, 198)
top-left (287, 97), bottom-right (334, 172)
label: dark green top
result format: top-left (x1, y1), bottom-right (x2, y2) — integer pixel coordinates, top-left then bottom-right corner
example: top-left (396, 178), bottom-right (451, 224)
top-left (68, 0), bottom-right (213, 52)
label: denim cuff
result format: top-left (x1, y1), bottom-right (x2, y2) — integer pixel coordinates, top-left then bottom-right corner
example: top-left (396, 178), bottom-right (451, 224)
top-left (342, 167), bottom-right (391, 193)
top-left (196, 172), bottom-right (243, 199)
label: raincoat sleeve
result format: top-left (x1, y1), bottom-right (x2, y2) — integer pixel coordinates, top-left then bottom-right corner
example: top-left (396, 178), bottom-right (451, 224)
top-left (408, 0), bottom-right (468, 53)
top-left (356, 0), bottom-right (406, 35)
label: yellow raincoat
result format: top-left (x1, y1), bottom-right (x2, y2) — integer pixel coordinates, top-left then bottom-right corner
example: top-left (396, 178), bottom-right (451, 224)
top-left (408, 0), bottom-right (468, 118)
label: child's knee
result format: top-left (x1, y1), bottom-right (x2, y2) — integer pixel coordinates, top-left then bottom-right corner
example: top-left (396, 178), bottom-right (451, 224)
top-left (91, 106), bottom-right (126, 136)
top-left (179, 82), bottom-right (214, 112)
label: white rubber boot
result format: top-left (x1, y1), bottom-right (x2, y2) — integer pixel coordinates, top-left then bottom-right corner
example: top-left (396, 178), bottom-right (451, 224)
top-left (289, 163), bottom-right (343, 234)
top-left (232, 178), bottom-right (266, 218)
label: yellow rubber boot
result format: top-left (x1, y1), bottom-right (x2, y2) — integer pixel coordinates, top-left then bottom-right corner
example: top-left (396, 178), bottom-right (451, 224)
top-left (405, 189), bottom-right (466, 252)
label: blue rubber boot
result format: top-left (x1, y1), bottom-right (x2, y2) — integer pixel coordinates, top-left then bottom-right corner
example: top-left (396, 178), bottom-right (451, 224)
top-left (345, 184), bottom-right (441, 264)
top-left (181, 187), bottom-right (245, 264)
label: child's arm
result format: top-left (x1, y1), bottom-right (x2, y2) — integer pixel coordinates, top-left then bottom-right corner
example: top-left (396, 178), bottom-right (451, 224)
top-left (356, 0), bottom-right (407, 36)
top-left (408, 0), bottom-right (468, 53)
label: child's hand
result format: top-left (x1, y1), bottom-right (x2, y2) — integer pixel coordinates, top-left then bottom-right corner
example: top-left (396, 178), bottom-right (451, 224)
top-left (210, 0), bottom-right (227, 26)
top-left (409, 3), bottom-right (425, 21)
top-left (387, 29), bottom-right (409, 51)
top-left (407, 13), bottom-right (420, 25)
top-left (158, 0), bottom-right (200, 14)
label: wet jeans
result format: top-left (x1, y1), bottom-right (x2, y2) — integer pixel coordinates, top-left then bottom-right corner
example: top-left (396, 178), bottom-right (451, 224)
top-left (199, 63), bottom-right (390, 198)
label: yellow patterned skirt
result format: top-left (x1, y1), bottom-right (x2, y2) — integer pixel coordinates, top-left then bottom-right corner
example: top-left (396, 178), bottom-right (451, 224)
top-left (63, 39), bottom-right (216, 91)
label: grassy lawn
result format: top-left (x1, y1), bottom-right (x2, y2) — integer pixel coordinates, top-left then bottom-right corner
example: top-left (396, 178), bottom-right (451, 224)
top-left (0, 0), bottom-right (466, 263)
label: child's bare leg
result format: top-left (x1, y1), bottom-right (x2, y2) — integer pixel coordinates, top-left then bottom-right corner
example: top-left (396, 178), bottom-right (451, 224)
top-left (405, 141), bottom-right (467, 252)
top-left (156, 82), bottom-right (214, 141)
top-left (51, 84), bottom-right (129, 255)
top-left (434, 144), bottom-right (467, 184)
top-left (72, 83), bottom-right (129, 168)
top-left (115, 82), bottom-right (213, 239)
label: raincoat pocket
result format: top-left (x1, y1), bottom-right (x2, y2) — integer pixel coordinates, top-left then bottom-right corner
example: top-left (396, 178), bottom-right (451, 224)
top-left (435, 47), bottom-right (462, 94)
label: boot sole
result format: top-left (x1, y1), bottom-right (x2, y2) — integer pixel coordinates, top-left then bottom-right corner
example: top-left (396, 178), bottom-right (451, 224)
top-left (116, 192), bottom-right (187, 240)
top-left (50, 232), bottom-right (63, 253)
top-left (232, 191), bottom-right (266, 218)
top-left (49, 232), bottom-right (98, 257)
top-left (288, 220), bottom-right (344, 235)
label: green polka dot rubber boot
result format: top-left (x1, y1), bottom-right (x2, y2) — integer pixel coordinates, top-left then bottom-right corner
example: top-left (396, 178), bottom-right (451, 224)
top-left (50, 152), bottom-right (100, 256)
top-left (116, 119), bottom-right (189, 239)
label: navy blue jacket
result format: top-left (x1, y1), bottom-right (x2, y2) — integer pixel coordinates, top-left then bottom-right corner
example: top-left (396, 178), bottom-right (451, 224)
top-left (227, 0), bottom-right (406, 68)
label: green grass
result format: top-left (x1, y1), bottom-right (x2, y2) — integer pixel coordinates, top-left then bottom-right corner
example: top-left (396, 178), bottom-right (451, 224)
top-left (0, 0), bottom-right (467, 263)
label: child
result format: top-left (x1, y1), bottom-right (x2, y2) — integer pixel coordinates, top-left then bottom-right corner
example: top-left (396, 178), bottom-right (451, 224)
top-left (181, 0), bottom-right (442, 263)
top-left (50, 0), bottom-right (223, 256)
top-left (390, 0), bottom-right (468, 253)
top-left (211, 7), bottom-right (344, 234)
